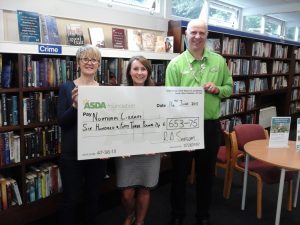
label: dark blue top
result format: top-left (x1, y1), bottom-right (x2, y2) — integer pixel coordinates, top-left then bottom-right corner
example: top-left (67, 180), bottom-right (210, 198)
top-left (57, 81), bottom-right (78, 160)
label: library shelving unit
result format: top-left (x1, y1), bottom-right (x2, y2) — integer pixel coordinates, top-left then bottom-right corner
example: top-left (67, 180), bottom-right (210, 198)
top-left (168, 20), bottom-right (300, 131)
top-left (290, 47), bottom-right (300, 120)
top-left (0, 41), bottom-right (178, 225)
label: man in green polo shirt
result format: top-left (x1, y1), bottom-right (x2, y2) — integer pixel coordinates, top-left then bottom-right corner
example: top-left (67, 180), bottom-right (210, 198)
top-left (165, 19), bottom-right (233, 225)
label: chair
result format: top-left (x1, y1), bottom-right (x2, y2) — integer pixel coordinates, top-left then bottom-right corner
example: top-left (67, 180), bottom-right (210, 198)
top-left (228, 124), bottom-right (294, 219)
top-left (215, 131), bottom-right (232, 199)
top-left (190, 130), bottom-right (233, 200)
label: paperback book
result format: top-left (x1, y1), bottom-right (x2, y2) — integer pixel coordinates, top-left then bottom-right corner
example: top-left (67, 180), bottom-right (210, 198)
top-left (141, 32), bottom-right (156, 51)
top-left (154, 35), bottom-right (165, 53)
top-left (40, 15), bottom-right (60, 44)
top-left (164, 36), bottom-right (174, 53)
top-left (269, 117), bottom-right (291, 148)
top-left (127, 29), bottom-right (142, 51)
top-left (112, 28), bottom-right (126, 49)
top-left (66, 24), bottom-right (84, 46)
top-left (88, 27), bottom-right (105, 48)
top-left (206, 38), bottom-right (221, 53)
top-left (17, 10), bottom-right (41, 43)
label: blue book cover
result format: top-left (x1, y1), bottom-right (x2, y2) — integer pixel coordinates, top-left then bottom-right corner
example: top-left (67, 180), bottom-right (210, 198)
top-left (3, 132), bottom-right (10, 165)
top-left (2, 60), bottom-right (12, 88)
top-left (12, 95), bottom-right (18, 126)
top-left (17, 10), bottom-right (41, 43)
top-left (41, 15), bottom-right (60, 44)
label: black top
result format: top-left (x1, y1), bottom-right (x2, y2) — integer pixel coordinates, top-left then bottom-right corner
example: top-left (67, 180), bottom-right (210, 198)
top-left (57, 81), bottom-right (77, 160)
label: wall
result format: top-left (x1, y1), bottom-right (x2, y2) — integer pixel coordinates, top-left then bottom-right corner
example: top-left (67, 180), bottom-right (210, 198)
top-left (0, 0), bottom-right (169, 45)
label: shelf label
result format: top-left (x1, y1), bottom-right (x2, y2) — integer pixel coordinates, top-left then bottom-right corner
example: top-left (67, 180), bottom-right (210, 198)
top-left (77, 86), bottom-right (204, 160)
top-left (38, 44), bottom-right (62, 54)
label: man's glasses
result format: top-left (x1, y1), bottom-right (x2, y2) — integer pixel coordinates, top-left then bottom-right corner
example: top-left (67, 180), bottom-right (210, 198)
top-left (80, 57), bottom-right (99, 64)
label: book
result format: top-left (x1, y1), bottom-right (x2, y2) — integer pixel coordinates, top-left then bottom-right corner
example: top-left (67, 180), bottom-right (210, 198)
top-left (9, 178), bottom-right (22, 205)
top-left (2, 60), bottom-right (13, 88)
top-left (112, 28), bottom-right (125, 49)
top-left (141, 32), bottom-right (156, 51)
top-left (154, 35), bottom-right (165, 53)
top-left (164, 36), bottom-right (174, 53)
top-left (0, 54), bottom-right (2, 88)
top-left (17, 10), bottom-right (41, 43)
top-left (0, 178), bottom-right (8, 210)
top-left (40, 15), bottom-right (60, 44)
top-left (88, 27), bottom-right (105, 48)
top-left (66, 24), bottom-right (84, 46)
top-left (127, 29), bottom-right (142, 51)
top-left (297, 118), bottom-right (300, 152)
top-left (269, 117), bottom-right (291, 148)
top-left (206, 38), bottom-right (221, 53)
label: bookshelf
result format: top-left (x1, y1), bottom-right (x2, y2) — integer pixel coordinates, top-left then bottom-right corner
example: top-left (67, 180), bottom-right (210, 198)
top-left (0, 41), bottom-right (178, 225)
top-left (168, 20), bottom-right (300, 131)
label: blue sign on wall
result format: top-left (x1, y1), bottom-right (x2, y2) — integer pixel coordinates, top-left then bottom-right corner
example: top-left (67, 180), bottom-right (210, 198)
top-left (38, 45), bottom-right (62, 54)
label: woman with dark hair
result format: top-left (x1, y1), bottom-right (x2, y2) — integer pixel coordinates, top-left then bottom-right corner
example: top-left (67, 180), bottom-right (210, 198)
top-left (116, 56), bottom-right (161, 225)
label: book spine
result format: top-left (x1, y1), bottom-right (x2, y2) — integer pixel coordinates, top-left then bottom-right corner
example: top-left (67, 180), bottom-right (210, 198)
top-left (0, 178), bottom-right (8, 210)
top-left (1, 60), bottom-right (12, 88)
top-left (3, 132), bottom-right (10, 165)
top-left (1, 93), bottom-right (7, 126)
top-left (11, 179), bottom-right (22, 205)
top-left (12, 95), bottom-right (18, 126)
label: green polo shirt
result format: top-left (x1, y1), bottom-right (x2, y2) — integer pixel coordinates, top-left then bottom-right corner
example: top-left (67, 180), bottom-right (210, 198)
top-left (165, 49), bottom-right (233, 120)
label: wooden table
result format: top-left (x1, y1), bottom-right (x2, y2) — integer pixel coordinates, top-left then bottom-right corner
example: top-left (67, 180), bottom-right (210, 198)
top-left (242, 140), bottom-right (300, 225)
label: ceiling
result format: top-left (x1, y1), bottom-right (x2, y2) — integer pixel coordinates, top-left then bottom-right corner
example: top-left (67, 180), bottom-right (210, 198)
top-left (218, 0), bottom-right (300, 26)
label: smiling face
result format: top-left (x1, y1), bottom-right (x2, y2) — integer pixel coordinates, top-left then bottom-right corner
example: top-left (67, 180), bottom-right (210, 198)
top-left (79, 54), bottom-right (100, 77)
top-left (129, 59), bottom-right (149, 86)
top-left (186, 19), bottom-right (208, 53)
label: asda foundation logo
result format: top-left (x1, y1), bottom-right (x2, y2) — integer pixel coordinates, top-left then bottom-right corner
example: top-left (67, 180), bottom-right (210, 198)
top-left (83, 100), bottom-right (106, 109)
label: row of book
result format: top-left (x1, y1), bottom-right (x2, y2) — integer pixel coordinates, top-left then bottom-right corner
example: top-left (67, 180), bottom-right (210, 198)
top-left (23, 92), bottom-right (58, 125)
top-left (22, 55), bottom-right (77, 88)
top-left (17, 10), bottom-right (174, 53)
top-left (227, 58), bottom-right (250, 75)
top-left (271, 76), bottom-right (288, 90)
top-left (220, 97), bottom-right (245, 116)
top-left (273, 44), bottom-right (289, 59)
top-left (222, 37), bottom-right (246, 55)
top-left (295, 62), bottom-right (300, 73)
top-left (0, 55), bottom-right (15, 89)
top-left (252, 42), bottom-right (273, 57)
top-left (272, 61), bottom-right (289, 74)
top-left (0, 94), bottom-right (18, 127)
top-left (294, 48), bottom-right (300, 60)
top-left (233, 81), bottom-right (246, 94)
top-left (291, 89), bottom-right (300, 100)
top-left (24, 126), bottom-right (61, 160)
top-left (0, 131), bottom-right (20, 167)
top-left (0, 176), bottom-right (22, 211)
top-left (289, 102), bottom-right (300, 114)
top-left (20, 55), bottom-right (168, 88)
top-left (292, 76), bottom-right (300, 87)
top-left (249, 78), bottom-right (269, 92)
top-left (220, 113), bottom-right (257, 132)
top-left (220, 117), bottom-right (242, 132)
top-left (26, 163), bottom-right (62, 203)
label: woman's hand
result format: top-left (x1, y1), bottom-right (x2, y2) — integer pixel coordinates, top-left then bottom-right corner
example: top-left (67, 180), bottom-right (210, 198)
top-left (71, 86), bottom-right (78, 108)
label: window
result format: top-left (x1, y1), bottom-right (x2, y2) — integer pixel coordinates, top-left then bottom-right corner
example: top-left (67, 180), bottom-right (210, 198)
top-left (243, 15), bottom-right (262, 34)
top-left (264, 17), bottom-right (282, 37)
top-left (171, 0), bottom-right (204, 19)
top-left (208, 2), bottom-right (240, 29)
top-left (286, 26), bottom-right (296, 40)
top-left (66, 0), bottom-right (161, 15)
top-left (107, 0), bottom-right (159, 13)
